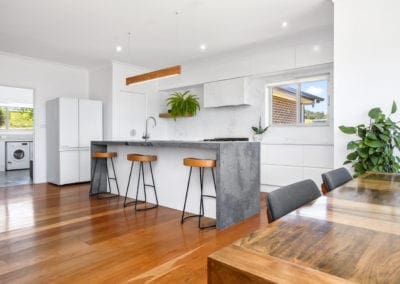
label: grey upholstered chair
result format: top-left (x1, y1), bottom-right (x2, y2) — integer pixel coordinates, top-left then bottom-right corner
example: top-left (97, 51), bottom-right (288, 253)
top-left (321, 167), bottom-right (352, 194)
top-left (266, 179), bottom-right (321, 223)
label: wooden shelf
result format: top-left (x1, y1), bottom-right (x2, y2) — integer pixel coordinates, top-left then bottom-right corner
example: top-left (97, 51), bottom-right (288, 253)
top-left (159, 113), bottom-right (193, 119)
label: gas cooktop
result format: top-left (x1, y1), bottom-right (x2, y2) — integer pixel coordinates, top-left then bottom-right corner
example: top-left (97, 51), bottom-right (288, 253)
top-left (203, 137), bottom-right (249, 141)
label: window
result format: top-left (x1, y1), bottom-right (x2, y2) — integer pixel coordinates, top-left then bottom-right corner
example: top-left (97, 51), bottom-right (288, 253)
top-left (0, 106), bottom-right (34, 129)
top-left (270, 78), bottom-right (329, 125)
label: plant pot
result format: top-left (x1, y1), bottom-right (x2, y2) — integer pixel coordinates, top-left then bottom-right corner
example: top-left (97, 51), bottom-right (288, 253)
top-left (253, 134), bottom-right (263, 142)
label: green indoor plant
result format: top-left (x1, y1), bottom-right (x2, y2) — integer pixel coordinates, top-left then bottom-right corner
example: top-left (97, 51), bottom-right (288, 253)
top-left (251, 116), bottom-right (269, 142)
top-left (166, 90), bottom-right (200, 120)
top-left (339, 101), bottom-right (400, 177)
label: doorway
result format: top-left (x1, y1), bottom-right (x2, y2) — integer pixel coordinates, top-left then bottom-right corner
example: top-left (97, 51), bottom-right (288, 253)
top-left (0, 85), bottom-right (34, 187)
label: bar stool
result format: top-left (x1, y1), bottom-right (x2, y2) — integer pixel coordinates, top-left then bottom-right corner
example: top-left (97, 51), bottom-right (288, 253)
top-left (181, 157), bottom-right (217, 229)
top-left (90, 151), bottom-right (120, 199)
top-left (124, 154), bottom-right (159, 211)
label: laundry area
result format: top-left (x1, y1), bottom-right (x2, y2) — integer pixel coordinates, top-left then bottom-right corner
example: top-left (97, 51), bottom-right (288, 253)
top-left (0, 86), bottom-right (34, 187)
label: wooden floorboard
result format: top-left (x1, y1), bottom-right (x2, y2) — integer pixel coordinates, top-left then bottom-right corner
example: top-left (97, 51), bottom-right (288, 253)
top-left (0, 183), bottom-right (267, 283)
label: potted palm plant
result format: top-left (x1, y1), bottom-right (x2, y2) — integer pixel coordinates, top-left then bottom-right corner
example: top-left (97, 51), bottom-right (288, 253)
top-left (166, 90), bottom-right (200, 120)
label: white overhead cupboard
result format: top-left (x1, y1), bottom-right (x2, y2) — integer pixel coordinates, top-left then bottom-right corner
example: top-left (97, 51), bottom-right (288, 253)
top-left (203, 77), bottom-right (250, 108)
top-left (46, 97), bottom-right (102, 185)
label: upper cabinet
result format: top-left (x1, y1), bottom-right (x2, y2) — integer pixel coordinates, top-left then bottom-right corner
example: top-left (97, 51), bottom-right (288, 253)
top-left (203, 77), bottom-right (250, 108)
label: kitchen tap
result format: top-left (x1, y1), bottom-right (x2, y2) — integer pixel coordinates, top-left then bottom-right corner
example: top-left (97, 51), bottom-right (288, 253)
top-left (142, 116), bottom-right (157, 141)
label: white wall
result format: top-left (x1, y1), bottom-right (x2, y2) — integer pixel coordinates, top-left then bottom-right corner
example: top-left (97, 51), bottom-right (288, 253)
top-left (89, 61), bottom-right (168, 141)
top-left (156, 28), bottom-right (334, 189)
top-left (334, 0), bottom-right (400, 168)
top-left (89, 64), bottom-right (113, 139)
top-left (0, 52), bottom-right (88, 183)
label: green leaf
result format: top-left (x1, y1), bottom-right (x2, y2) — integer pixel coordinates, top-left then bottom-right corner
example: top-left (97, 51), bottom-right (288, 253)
top-left (347, 141), bottom-right (358, 150)
top-left (343, 160), bottom-right (352, 165)
top-left (379, 134), bottom-right (390, 142)
top-left (366, 132), bottom-right (377, 140)
top-left (373, 123), bottom-right (384, 132)
top-left (371, 156), bottom-right (379, 165)
top-left (358, 148), bottom-right (368, 158)
top-left (347, 152), bottom-right (358, 161)
top-left (339, 126), bottom-right (356, 134)
top-left (364, 139), bottom-right (384, 148)
top-left (368, 107), bottom-right (382, 119)
top-left (392, 101), bottom-right (397, 114)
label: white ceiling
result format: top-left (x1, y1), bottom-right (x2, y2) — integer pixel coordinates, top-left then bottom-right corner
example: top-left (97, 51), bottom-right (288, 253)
top-left (0, 0), bottom-right (333, 69)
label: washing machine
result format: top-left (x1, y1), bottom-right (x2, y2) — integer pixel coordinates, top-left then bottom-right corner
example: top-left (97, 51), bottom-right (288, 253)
top-left (6, 141), bottom-right (30, 170)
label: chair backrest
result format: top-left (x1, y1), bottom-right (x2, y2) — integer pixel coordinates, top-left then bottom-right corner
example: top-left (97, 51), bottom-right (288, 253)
top-left (321, 167), bottom-right (352, 193)
top-left (266, 179), bottom-right (321, 223)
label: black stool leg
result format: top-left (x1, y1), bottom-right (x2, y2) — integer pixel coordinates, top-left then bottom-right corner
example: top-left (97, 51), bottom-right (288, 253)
top-left (136, 162), bottom-right (158, 211)
top-left (105, 158), bottom-right (112, 193)
top-left (124, 161), bottom-right (134, 207)
top-left (211, 168), bottom-right (216, 193)
top-left (97, 158), bottom-right (119, 199)
top-left (141, 163), bottom-right (147, 203)
top-left (134, 162), bottom-right (142, 211)
top-left (198, 167), bottom-right (205, 228)
top-left (89, 158), bottom-right (98, 195)
top-left (149, 162), bottom-right (159, 207)
top-left (198, 167), bottom-right (217, 229)
top-left (181, 166), bottom-right (193, 223)
top-left (110, 157), bottom-right (120, 196)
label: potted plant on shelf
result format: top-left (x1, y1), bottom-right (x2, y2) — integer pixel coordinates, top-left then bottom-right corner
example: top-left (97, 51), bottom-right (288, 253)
top-left (339, 101), bottom-right (400, 177)
top-left (251, 116), bottom-right (269, 142)
top-left (166, 90), bottom-right (200, 120)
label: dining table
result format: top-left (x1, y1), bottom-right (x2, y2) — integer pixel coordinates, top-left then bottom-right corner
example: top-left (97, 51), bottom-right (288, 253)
top-left (208, 172), bottom-right (400, 283)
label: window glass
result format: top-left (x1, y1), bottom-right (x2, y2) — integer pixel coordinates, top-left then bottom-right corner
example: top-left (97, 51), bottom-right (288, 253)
top-left (300, 80), bottom-right (328, 125)
top-left (8, 107), bottom-right (34, 129)
top-left (271, 84), bottom-right (298, 125)
top-left (0, 107), bottom-right (6, 129)
top-left (270, 78), bottom-right (329, 125)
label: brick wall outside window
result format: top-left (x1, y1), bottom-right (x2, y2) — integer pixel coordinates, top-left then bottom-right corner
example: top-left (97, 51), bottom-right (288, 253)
top-left (272, 96), bottom-right (297, 124)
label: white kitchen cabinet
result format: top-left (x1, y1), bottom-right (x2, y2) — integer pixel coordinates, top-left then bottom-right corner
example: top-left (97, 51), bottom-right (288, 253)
top-left (203, 77), bottom-right (250, 108)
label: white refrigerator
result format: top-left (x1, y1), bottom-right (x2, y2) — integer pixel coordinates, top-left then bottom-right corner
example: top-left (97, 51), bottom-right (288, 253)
top-left (46, 97), bottom-right (102, 185)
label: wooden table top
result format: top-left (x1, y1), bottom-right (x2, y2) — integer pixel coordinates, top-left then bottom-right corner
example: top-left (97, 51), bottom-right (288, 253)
top-left (208, 172), bottom-right (400, 283)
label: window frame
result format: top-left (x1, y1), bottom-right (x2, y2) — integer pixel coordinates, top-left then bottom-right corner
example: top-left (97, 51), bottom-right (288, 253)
top-left (267, 75), bottom-right (331, 127)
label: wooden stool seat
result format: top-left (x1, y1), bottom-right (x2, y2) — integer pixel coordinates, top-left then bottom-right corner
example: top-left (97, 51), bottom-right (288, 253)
top-left (127, 154), bottom-right (157, 162)
top-left (183, 158), bottom-right (216, 168)
top-left (92, 151), bottom-right (117, 159)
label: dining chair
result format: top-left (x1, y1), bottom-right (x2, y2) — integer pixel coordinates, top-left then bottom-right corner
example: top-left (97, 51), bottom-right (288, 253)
top-left (266, 179), bottom-right (321, 223)
top-left (321, 167), bottom-right (352, 194)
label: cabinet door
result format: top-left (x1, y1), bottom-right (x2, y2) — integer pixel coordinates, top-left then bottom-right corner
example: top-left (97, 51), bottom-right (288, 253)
top-left (79, 99), bottom-right (103, 148)
top-left (59, 98), bottom-right (79, 149)
top-left (118, 91), bottom-right (146, 139)
top-left (59, 150), bottom-right (79, 185)
top-left (203, 77), bottom-right (249, 108)
top-left (79, 149), bottom-right (90, 182)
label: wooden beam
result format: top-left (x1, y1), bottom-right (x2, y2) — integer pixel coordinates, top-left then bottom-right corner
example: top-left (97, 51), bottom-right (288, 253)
top-left (126, 65), bottom-right (181, 85)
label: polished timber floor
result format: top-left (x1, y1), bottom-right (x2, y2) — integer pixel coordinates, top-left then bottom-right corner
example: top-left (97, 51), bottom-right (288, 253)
top-left (0, 182), bottom-right (267, 283)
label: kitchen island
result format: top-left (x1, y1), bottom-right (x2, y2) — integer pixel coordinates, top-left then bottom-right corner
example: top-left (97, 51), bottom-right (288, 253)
top-left (90, 140), bottom-right (260, 229)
